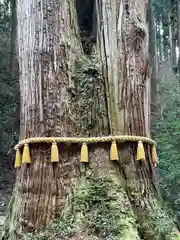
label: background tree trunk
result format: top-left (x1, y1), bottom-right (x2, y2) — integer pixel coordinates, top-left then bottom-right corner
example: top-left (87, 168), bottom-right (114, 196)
top-left (177, 0), bottom-right (180, 73)
top-left (148, 0), bottom-right (158, 125)
top-left (2, 0), bottom-right (180, 239)
top-left (10, 0), bottom-right (17, 78)
top-left (170, 0), bottom-right (177, 70)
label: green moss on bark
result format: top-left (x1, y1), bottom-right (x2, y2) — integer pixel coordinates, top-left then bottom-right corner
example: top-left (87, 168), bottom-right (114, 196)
top-left (72, 57), bottom-right (109, 136)
top-left (71, 177), bottom-right (138, 238)
top-left (19, 169), bottom-right (140, 240)
top-left (5, 172), bottom-right (179, 240)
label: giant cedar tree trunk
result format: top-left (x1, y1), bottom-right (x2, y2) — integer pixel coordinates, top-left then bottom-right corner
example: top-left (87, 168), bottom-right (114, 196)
top-left (2, 0), bottom-right (180, 239)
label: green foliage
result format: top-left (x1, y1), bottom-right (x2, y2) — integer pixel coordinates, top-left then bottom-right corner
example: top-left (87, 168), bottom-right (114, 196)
top-left (154, 117), bottom-right (180, 214)
top-left (0, 0), bottom-right (19, 169)
top-left (140, 200), bottom-right (175, 239)
top-left (152, 67), bottom-right (180, 220)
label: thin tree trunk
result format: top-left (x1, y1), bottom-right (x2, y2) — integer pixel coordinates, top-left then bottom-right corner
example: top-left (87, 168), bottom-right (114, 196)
top-left (171, 0), bottom-right (177, 69)
top-left (177, 0), bottom-right (180, 73)
top-left (148, 0), bottom-right (158, 120)
top-left (2, 0), bottom-right (180, 239)
top-left (162, 7), bottom-right (169, 59)
top-left (10, 0), bottom-right (17, 78)
top-left (156, 13), bottom-right (163, 64)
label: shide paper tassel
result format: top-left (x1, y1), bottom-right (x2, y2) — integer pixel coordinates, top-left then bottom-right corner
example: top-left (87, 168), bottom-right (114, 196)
top-left (80, 143), bottom-right (88, 163)
top-left (22, 143), bottom-right (31, 164)
top-left (137, 141), bottom-right (145, 161)
top-left (110, 140), bottom-right (119, 161)
top-left (14, 148), bottom-right (21, 168)
top-left (152, 144), bottom-right (158, 166)
top-left (51, 142), bottom-right (59, 163)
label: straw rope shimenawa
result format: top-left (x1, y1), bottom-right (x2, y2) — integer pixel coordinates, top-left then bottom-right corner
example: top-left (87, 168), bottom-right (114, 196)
top-left (13, 135), bottom-right (159, 168)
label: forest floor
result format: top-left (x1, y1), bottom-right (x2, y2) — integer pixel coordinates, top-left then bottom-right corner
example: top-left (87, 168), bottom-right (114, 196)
top-left (0, 168), bottom-right (14, 232)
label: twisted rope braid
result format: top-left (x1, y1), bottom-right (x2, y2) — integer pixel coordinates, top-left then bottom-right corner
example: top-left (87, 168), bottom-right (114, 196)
top-left (13, 135), bottom-right (158, 168)
top-left (14, 135), bottom-right (156, 150)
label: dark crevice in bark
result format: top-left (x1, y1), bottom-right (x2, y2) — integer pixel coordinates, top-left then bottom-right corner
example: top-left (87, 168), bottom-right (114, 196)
top-left (125, 4), bottom-right (130, 16)
top-left (75, 0), bottom-right (97, 55)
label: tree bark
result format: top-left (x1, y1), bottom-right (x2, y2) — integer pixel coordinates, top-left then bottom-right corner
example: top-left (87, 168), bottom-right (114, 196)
top-left (156, 12), bottom-right (163, 64)
top-left (177, 0), bottom-right (180, 73)
top-left (148, 0), bottom-right (158, 122)
top-left (162, 4), bottom-right (170, 60)
top-left (170, 0), bottom-right (177, 70)
top-left (10, 0), bottom-right (17, 78)
top-left (2, 0), bottom-right (180, 239)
